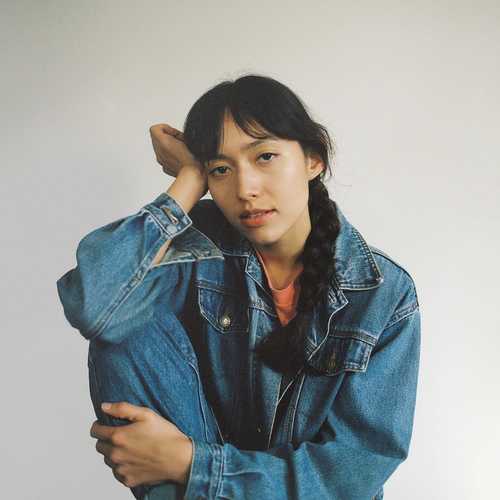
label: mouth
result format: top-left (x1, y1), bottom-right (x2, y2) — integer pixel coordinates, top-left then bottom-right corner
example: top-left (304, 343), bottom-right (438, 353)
top-left (240, 209), bottom-right (276, 227)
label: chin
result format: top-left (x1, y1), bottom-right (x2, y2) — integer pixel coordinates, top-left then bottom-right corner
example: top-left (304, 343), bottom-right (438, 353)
top-left (236, 216), bottom-right (283, 242)
top-left (248, 229), bottom-right (281, 244)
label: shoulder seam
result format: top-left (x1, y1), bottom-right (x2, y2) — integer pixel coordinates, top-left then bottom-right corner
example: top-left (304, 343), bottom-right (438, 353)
top-left (384, 302), bottom-right (419, 330)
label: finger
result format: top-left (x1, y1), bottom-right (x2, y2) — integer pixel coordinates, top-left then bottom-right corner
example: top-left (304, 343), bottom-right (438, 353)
top-left (95, 439), bottom-right (113, 457)
top-left (162, 123), bottom-right (184, 136)
top-left (161, 123), bottom-right (185, 140)
top-left (112, 467), bottom-right (127, 485)
top-left (149, 123), bottom-right (180, 138)
top-left (101, 401), bottom-right (149, 421)
top-left (162, 166), bottom-right (176, 177)
top-left (90, 421), bottom-right (115, 441)
top-left (149, 123), bottom-right (166, 135)
top-left (103, 456), bottom-right (116, 469)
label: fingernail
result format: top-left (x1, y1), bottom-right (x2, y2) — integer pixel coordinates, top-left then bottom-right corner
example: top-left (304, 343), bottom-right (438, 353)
top-left (101, 402), bottom-right (111, 410)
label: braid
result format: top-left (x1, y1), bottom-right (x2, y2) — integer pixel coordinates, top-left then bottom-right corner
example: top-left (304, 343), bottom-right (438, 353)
top-left (254, 177), bottom-right (340, 374)
top-left (297, 178), bottom-right (338, 312)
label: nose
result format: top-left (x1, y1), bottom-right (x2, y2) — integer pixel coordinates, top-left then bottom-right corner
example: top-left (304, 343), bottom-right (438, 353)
top-left (235, 166), bottom-right (261, 200)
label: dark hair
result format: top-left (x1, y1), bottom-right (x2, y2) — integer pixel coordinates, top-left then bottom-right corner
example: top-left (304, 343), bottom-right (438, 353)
top-left (182, 73), bottom-right (341, 375)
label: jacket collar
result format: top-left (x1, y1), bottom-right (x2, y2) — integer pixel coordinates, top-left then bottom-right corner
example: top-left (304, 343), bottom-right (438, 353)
top-left (211, 200), bottom-right (384, 292)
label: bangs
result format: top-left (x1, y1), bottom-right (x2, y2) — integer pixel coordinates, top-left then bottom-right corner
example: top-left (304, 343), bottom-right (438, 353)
top-left (182, 74), bottom-right (334, 179)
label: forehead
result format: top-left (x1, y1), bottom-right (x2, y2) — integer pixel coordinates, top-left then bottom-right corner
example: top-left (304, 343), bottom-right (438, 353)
top-left (209, 137), bottom-right (281, 162)
top-left (209, 114), bottom-right (285, 161)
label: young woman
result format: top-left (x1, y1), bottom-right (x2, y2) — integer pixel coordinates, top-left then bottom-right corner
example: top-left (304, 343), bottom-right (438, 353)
top-left (56, 74), bottom-right (421, 500)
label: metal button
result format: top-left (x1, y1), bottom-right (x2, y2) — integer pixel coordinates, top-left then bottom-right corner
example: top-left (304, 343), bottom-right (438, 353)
top-left (219, 314), bottom-right (232, 328)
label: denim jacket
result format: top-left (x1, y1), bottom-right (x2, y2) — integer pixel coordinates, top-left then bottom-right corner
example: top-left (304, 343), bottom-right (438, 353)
top-left (56, 191), bottom-right (421, 500)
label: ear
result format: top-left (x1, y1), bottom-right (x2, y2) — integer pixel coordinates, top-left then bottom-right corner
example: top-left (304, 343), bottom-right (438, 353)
top-left (305, 153), bottom-right (325, 181)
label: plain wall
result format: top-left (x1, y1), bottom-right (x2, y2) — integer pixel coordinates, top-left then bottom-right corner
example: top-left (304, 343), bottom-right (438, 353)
top-left (1, 1), bottom-right (498, 498)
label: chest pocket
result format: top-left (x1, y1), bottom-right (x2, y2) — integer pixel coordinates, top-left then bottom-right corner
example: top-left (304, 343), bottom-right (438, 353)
top-left (197, 283), bottom-right (249, 335)
top-left (306, 330), bottom-right (377, 376)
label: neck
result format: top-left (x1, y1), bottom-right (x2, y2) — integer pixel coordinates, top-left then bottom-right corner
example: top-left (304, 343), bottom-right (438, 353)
top-left (252, 206), bottom-right (311, 272)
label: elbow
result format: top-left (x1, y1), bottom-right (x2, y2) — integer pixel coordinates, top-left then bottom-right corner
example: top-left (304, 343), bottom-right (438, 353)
top-left (56, 271), bottom-right (96, 339)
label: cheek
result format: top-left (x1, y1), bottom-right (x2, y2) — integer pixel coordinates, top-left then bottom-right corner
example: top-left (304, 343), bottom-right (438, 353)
top-left (209, 192), bottom-right (232, 218)
top-left (207, 182), bottom-right (222, 201)
top-left (276, 179), bottom-right (309, 205)
top-left (208, 178), bottom-right (228, 193)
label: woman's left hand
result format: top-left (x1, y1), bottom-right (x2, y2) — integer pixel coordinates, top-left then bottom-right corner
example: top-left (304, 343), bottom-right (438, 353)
top-left (90, 402), bottom-right (193, 489)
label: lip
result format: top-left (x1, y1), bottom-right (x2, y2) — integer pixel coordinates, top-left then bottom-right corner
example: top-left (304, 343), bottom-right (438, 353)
top-left (240, 209), bottom-right (276, 228)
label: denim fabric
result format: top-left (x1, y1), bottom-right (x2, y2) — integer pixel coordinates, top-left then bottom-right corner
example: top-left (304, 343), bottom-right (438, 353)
top-left (56, 191), bottom-right (420, 499)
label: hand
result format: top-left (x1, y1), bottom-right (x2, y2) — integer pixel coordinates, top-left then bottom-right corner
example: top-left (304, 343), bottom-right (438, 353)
top-left (149, 123), bottom-right (204, 178)
top-left (90, 402), bottom-right (193, 489)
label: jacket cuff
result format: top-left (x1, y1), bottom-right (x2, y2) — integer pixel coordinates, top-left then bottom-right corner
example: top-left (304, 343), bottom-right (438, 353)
top-left (144, 191), bottom-right (193, 238)
top-left (184, 439), bottom-right (224, 499)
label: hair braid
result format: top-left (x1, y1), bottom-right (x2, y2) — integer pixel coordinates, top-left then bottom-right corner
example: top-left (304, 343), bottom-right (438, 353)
top-left (297, 178), bottom-right (338, 311)
top-left (254, 176), bottom-right (340, 374)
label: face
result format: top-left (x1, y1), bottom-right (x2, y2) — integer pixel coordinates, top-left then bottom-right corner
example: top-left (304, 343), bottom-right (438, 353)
top-left (205, 112), bottom-right (324, 262)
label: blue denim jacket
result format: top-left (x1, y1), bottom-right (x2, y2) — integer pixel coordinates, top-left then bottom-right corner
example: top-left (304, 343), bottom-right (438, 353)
top-left (56, 191), bottom-right (420, 500)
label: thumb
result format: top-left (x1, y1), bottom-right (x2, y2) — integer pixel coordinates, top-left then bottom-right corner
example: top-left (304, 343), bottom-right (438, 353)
top-left (101, 401), bottom-right (148, 422)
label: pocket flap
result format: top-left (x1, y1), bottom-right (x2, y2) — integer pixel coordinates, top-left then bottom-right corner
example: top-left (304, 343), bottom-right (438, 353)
top-left (197, 284), bottom-right (249, 334)
top-left (306, 332), bottom-right (375, 376)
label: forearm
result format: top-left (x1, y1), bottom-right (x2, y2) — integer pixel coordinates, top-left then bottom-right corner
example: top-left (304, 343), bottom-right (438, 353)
top-left (174, 436), bottom-right (194, 486)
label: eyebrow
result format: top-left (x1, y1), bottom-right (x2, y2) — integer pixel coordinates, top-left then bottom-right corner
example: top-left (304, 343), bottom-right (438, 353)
top-left (208, 138), bottom-right (279, 163)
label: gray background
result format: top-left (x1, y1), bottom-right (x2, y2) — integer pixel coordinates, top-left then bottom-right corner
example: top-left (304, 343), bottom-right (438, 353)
top-left (2, 1), bottom-right (498, 498)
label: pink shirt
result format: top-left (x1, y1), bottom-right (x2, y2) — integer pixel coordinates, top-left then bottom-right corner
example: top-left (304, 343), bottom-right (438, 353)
top-left (254, 249), bottom-right (303, 326)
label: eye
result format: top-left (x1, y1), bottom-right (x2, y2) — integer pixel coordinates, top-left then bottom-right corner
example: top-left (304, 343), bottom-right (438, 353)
top-left (259, 152), bottom-right (277, 162)
top-left (208, 166), bottom-right (229, 176)
top-left (208, 152), bottom-right (278, 177)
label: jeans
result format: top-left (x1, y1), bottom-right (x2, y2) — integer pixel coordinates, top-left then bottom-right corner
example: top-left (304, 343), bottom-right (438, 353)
top-left (87, 312), bottom-right (223, 500)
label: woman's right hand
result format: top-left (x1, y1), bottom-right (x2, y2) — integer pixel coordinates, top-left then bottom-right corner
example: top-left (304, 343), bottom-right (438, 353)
top-left (149, 123), bottom-right (205, 179)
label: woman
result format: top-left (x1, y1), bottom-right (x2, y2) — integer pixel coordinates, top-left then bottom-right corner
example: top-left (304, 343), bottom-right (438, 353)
top-left (56, 74), bottom-right (421, 500)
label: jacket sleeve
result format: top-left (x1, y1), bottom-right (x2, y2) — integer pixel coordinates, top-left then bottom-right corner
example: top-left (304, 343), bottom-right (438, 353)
top-left (56, 192), bottom-right (193, 340)
top-left (184, 305), bottom-right (421, 500)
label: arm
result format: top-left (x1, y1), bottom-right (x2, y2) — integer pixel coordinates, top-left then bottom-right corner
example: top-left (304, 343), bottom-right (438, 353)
top-left (56, 167), bottom-right (206, 340)
top-left (184, 304), bottom-right (421, 500)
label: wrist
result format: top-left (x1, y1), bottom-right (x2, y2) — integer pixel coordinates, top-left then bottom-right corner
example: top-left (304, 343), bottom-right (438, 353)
top-left (174, 436), bottom-right (194, 485)
top-left (178, 164), bottom-right (207, 191)
top-left (166, 168), bottom-right (208, 214)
